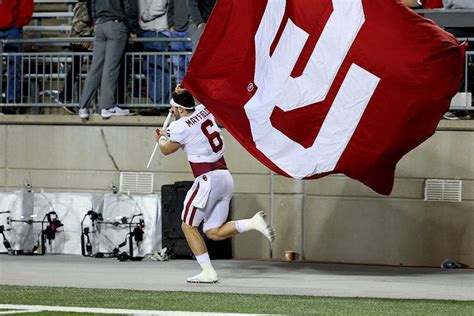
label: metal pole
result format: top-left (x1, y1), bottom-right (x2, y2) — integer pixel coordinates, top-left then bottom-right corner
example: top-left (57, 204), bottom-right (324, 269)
top-left (269, 171), bottom-right (274, 259)
top-left (301, 180), bottom-right (306, 260)
top-left (465, 51), bottom-right (469, 94)
top-left (0, 40), bottom-right (4, 107)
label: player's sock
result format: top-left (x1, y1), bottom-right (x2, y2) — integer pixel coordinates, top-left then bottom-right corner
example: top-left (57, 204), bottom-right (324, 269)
top-left (187, 252), bottom-right (218, 283)
top-left (235, 218), bottom-right (253, 233)
top-left (249, 211), bottom-right (276, 243)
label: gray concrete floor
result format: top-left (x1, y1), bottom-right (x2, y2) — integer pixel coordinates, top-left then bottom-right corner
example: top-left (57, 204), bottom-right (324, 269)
top-left (0, 255), bottom-right (473, 301)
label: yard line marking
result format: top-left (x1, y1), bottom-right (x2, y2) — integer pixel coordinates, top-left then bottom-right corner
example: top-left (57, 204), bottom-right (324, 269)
top-left (0, 305), bottom-right (263, 315)
top-left (0, 312), bottom-right (42, 315)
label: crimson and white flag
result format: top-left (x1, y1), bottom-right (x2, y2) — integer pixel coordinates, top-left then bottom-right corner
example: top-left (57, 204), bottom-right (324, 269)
top-left (182, 0), bottom-right (466, 195)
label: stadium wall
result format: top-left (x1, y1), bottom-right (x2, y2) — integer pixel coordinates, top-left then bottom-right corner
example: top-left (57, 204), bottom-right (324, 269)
top-left (0, 116), bottom-right (472, 267)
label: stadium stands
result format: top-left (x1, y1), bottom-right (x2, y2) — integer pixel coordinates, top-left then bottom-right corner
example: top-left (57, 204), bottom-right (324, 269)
top-left (26, 0), bottom-right (77, 36)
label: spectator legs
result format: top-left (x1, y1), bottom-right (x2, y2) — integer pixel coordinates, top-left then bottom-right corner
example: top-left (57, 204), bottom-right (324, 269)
top-left (170, 30), bottom-right (192, 83)
top-left (142, 30), bottom-right (171, 106)
top-left (1, 27), bottom-right (23, 114)
top-left (96, 22), bottom-right (128, 111)
top-left (79, 24), bottom-right (107, 110)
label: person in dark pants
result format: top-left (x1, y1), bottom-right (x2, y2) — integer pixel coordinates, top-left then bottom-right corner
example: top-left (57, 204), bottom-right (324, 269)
top-left (168, 0), bottom-right (193, 83)
top-left (187, 0), bottom-right (216, 49)
top-left (57, 0), bottom-right (94, 114)
top-left (0, 0), bottom-right (34, 114)
top-left (78, 0), bottom-right (140, 119)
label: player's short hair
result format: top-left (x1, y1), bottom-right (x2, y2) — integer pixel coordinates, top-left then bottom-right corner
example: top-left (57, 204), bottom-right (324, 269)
top-left (171, 89), bottom-right (195, 111)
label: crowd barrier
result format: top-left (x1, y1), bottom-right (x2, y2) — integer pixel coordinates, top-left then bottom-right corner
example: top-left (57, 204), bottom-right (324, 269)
top-left (0, 37), bottom-right (192, 112)
top-left (1, 37), bottom-right (473, 111)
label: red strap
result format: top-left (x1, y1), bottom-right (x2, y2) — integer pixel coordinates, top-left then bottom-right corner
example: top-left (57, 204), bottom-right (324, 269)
top-left (189, 157), bottom-right (227, 178)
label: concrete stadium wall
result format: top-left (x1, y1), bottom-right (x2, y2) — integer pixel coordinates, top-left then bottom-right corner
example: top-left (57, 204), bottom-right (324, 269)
top-left (0, 115), bottom-right (473, 267)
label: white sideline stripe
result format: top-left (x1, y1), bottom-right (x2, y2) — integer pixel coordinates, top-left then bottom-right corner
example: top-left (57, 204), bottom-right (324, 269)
top-left (0, 305), bottom-right (262, 315)
top-left (0, 310), bottom-right (42, 314)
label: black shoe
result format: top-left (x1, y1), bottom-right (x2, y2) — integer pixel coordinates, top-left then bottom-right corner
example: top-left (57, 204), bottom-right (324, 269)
top-left (1, 107), bottom-right (17, 114)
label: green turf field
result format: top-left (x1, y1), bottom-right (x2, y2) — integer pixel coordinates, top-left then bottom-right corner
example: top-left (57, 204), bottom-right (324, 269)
top-left (1, 285), bottom-right (473, 315)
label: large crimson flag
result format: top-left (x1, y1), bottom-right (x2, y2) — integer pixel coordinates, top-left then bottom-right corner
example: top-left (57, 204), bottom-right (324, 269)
top-left (182, 0), bottom-right (466, 195)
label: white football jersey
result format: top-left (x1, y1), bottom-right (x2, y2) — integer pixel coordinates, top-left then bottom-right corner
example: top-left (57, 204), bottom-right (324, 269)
top-left (167, 104), bottom-right (225, 163)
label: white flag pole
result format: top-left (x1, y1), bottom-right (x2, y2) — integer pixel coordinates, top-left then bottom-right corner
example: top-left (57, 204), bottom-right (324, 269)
top-left (146, 111), bottom-right (173, 169)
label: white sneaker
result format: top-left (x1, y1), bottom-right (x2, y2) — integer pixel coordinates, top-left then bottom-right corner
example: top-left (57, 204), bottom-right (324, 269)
top-left (443, 111), bottom-right (459, 120)
top-left (101, 106), bottom-right (130, 119)
top-left (251, 211), bottom-right (275, 243)
top-left (78, 108), bottom-right (89, 119)
top-left (186, 270), bottom-right (219, 284)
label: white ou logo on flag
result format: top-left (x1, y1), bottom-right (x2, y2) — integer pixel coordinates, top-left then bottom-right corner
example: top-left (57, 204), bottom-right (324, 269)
top-left (244, 0), bottom-right (380, 178)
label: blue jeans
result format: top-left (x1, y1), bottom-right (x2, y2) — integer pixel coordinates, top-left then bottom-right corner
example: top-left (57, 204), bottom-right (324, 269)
top-left (169, 31), bottom-right (192, 83)
top-left (142, 30), bottom-right (171, 105)
top-left (0, 27), bottom-right (23, 103)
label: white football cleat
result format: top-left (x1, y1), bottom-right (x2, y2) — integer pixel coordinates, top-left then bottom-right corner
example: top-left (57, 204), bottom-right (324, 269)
top-left (252, 211), bottom-right (275, 243)
top-left (186, 270), bottom-right (219, 284)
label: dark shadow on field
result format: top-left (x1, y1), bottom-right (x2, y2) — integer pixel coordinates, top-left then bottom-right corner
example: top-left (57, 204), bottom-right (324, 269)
top-left (222, 259), bottom-right (474, 277)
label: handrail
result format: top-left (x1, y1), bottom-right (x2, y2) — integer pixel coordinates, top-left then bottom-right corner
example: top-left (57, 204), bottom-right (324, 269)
top-left (32, 12), bottom-right (74, 18)
top-left (34, 0), bottom-right (78, 3)
top-left (23, 25), bottom-right (71, 32)
top-left (0, 37), bottom-right (191, 45)
top-left (414, 9), bottom-right (474, 28)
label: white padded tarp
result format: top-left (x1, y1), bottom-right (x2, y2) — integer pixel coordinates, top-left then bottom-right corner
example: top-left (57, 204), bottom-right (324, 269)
top-left (0, 191), bottom-right (161, 256)
top-left (95, 193), bottom-right (161, 256)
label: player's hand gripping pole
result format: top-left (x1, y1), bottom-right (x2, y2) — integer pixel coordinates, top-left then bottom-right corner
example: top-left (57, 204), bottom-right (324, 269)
top-left (146, 111), bottom-right (173, 169)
